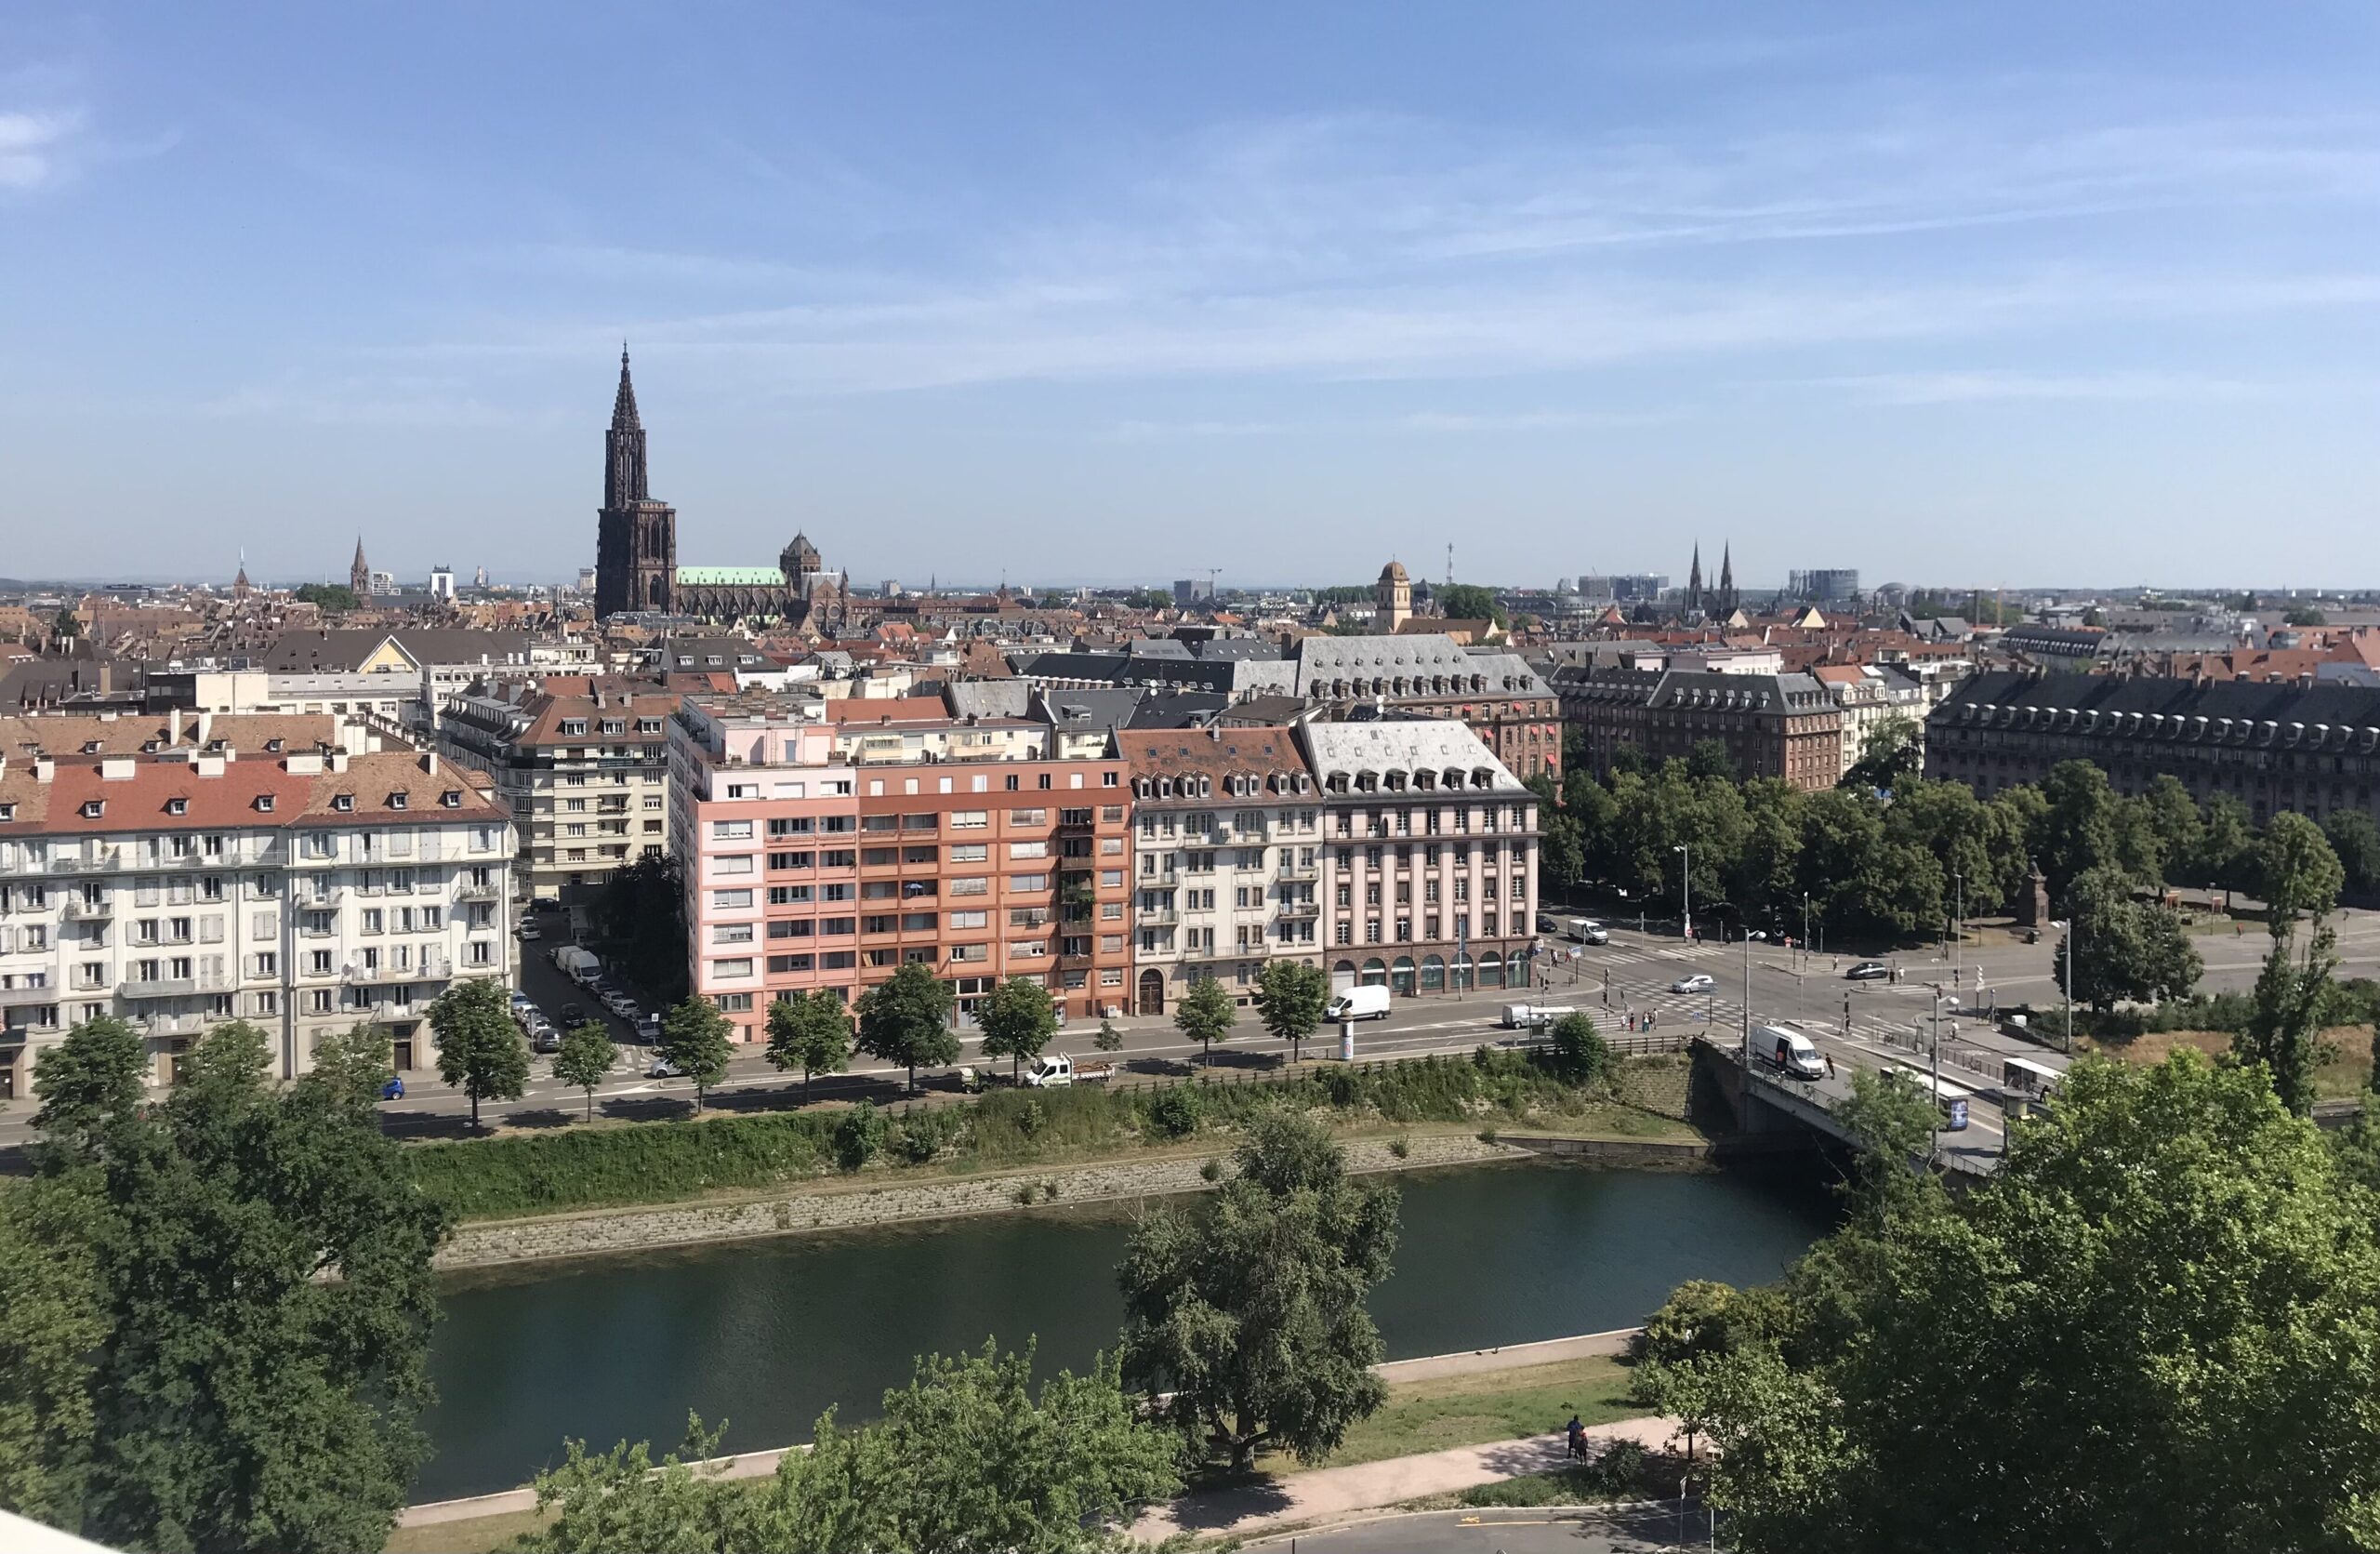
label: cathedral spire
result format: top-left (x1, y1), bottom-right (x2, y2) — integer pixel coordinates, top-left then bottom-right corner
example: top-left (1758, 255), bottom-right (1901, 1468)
top-left (350, 537), bottom-right (370, 599)
top-left (1686, 542), bottom-right (1703, 612)
top-left (612, 343), bottom-right (641, 432)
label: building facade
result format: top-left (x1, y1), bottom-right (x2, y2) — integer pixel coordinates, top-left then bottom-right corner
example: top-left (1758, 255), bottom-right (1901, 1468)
top-left (428, 681), bottom-right (677, 900)
top-left (1553, 666), bottom-right (1844, 790)
top-left (670, 692), bottom-right (1133, 1041)
top-left (0, 736), bottom-right (513, 1097)
top-left (1926, 671), bottom-right (2380, 826)
top-left (1293, 634), bottom-right (1563, 780)
top-left (1301, 722), bottom-right (1540, 998)
top-left (1117, 728), bottom-right (1321, 1016)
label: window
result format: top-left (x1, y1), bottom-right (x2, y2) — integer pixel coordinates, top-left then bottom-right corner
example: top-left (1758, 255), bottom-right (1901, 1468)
top-left (768, 953), bottom-right (815, 974)
top-left (818, 917), bottom-right (856, 936)
top-left (951, 810), bottom-right (988, 830)
top-left (951, 843), bottom-right (988, 862)
top-left (1009, 841), bottom-right (1048, 859)
top-left (714, 923), bottom-right (755, 945)
top-left (716, 992), bottom-right (754, 1013)
top-left (767, 817), bottom-right (814, 836)
top-left (770, 919), bottom-right (815, 939)
top-left (711, 958), bottom-right (755, 977)
top-left (769, 851), bottom-right (815, 870)
top-left (820, 850), bottom-right (856, 869)
top-left (711, 888), bottom-right (754, 909)
top-left (712, 819), bottom-right (754, 840)
top-left (333, 793), bottom-right (354, 812)
top-left (950, 910), bottom-right (988, 928)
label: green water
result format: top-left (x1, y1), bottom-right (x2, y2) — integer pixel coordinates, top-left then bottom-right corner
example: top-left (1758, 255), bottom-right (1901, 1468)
top-left (419, 1157), bottom-right (1833, 1501)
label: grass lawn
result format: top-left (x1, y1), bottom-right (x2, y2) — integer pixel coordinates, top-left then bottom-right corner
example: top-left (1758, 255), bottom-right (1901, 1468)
top-left (1299, 1354), bottom-right (1640, 1471)
top-left (384, 1505), bottom-right (548, 1554)
top-left (2084, 1025), bottom-right (2374, 1099)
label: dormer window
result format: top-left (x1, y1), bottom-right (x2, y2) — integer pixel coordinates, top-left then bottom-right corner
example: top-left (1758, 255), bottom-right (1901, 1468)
top-left (141, 739), bottom-right (161, 753)
top-left (206, 740), bottom-right (225, 752)
top-left (389, 791), bottom-right (408, 810)
top-left (165, 797), bottom-right (189, 816)
top-left (333, 793), bottom-right (355, 812)
top-left (441, 790), bottom-right (463, 808)
top-left (265, 738), bottom-right (284, 752)
top-left (81, 740), bottom-right (100, 754)
top-left (255, 794), bottom-right (275, 813)
top-left (81, 799), bottom-right (104, 818)
top-left (0, 802), bottom-right (13, 821)
top-left (560, 720), bottom-right (588, 737)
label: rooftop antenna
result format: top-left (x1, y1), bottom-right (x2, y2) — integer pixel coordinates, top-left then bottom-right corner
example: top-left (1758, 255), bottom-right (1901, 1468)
top-left (1447, 544), bottom-right (1453, 589)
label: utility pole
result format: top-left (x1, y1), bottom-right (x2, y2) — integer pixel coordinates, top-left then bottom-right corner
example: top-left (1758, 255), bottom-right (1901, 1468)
top-left (1741, 923), bottom-right (1752, 1069)
top-left (1930, 989), bottom-right (1959, 1165)
top-left (1950, 870), bottom-right (1964, 987)
top-left (1673, 843), bottom-right (1691, 941)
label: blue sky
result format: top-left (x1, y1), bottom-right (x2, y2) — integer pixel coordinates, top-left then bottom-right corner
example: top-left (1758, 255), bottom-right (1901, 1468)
top-left (4, 3), bottom-right (2376, 590)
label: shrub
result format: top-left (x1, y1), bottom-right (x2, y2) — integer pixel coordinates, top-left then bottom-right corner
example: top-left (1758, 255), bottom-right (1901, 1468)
top-left (1198, 1157), bottom-right (1223, 1183)
top-left (1477, 1125), bottom-right (1500, 1145)
top-left (1148, 1084), bottom-right (1204, 1139)
top-left (888, 1120), bottom-right (939, 1165)
top-left (835, 1102), bottom-right (889, 1171)
top-left (1388, 1136), bottom-right (1410, 1160)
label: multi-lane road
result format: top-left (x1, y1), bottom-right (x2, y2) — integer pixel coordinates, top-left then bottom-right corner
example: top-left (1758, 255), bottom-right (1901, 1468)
top-left (6, 910), bottom-right (2373, 1147)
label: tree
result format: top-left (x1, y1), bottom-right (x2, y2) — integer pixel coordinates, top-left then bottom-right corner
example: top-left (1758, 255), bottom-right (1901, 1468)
top-left (599, 855), bottom-right (690, 1005)
top-left (2253, 811), bottom-right (2344, 934)
top-left (657, 998), bottom-right (735, 1113)
top-left (30, 1014), bottom-right (147, 1162)
top-left (518, 1344), bottom-right (1181, 1554)
top-left (2284, 605), bottom-right (2327, 627)
top-left (2234, 924), bottom-right (2338, 1116)
top-left (1686, 738), bottom-right (1738, 782)
top-left (430, 976), bottom-right (529, 1129)
top-left (1173, 976), bottom-right (1237, 1069)
top-left (764, 991), bottom-right (853, 1102)
top-left (2050, 866), bottom-right (2202, 1014)
top-left (1527, 772), bottom-right (1585, 893)
top-left (1119, 1110), bottom-right (1398, 1471)
top-left (1092, 1017), bottom-right (1124, 1054)
top-left (1841, 716), bottom-right (1922, 792)
top-left (304, 1022), bottom-right (397, 1118)
top-left (854, 963), bottom-right (958, 1093)
top-left (1251, 959), bottom-right (1330, 1064)
top-left (2323, 810), bottom-right (2380, 898)
top-left (1546, 1013), bottom-right (1608, 1083)
top-left (551, 1021), bottom-right (616, 1121)
top-left (2189, 793), bottom-right (2257, 894)
top-left (291, 582), bottom-right (359, 612)
top-left (974, 976), bottom-right (1058, 1083)
top-left (13, 1020), bottom-right (448, 1553)
top-left (2132, 774), bottom-right (2204, 885)
top-left (2032, 760), bottom-right (2122, 906)
top-left (1682, 1053), bottom-right (2380, 1554)
top-left (1435, 582), bottom-right (1506, 626)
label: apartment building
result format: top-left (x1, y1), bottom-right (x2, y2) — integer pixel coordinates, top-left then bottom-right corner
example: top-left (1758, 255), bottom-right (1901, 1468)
top-left (1812, 663), bottom-right (1928, 777)
top-left (1552, 666), bottom-right (1844, 790)
top-left (1293, 635), bottom-right (1563, 780)
top-left (0, 726), bottom-right (513, 1096)
top-left (670, 691), bottom-right (1133, 1041)
top-left (1117, 727), bottom-right (1322, 1016)
top-left (1301, 722), bottom-right (1541, 997)
top-left (427, 679), bottom-right (676, 901)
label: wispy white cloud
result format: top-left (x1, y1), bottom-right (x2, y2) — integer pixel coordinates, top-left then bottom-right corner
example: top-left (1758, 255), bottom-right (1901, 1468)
top-left (1804, 369), bottom-right (2299, 405)
top-left (0, 107), bottom-right (86, 190)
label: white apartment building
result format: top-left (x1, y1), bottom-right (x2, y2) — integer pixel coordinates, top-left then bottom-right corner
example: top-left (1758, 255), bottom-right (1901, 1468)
top-left (1813, 663), bottom-right (1930, 777)
top-left (1117, 727), bottom-right (1323, 1016)
top-left (0, 730), bottom-right (515, 1096)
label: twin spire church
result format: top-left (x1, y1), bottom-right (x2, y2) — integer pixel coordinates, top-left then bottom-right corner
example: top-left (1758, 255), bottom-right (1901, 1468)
top-left (592, 349), bottom-right (846, 627)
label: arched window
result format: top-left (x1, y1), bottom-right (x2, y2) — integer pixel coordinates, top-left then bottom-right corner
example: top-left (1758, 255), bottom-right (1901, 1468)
top-left (1420, 954), bottom-right (1446, 991)
top-left (1360, 957), bottom-right (1389, 987)
top-left (1390, 956), bottom-right (1417, 995)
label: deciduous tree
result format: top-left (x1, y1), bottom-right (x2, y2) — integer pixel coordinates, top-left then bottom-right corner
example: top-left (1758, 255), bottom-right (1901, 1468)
top-left (1252, 959), bottom-right (1330, 1063)
top-left (30, 1014), bottom-right (147, 1162)
top-left (974, 976), bottom-right (1058, 1082)
top-left (1173, 976), bottom-right (1237, 1069)
top-left (854, 963), bottom-right (959, 1093)
top-left (551, 1021), bottom-right (616, 1121)
top-left (1119, 1109), bottom-right (1397, 1472)
top-left (657, 997), bottom-right (735, 1113)
top-left (2254, 811), bottom-right (2344, 933)
top-left (430, 976), bottom-right (528, 1129)
top-left (765, 990), bottom-right (853, 1102)
top-left (2050, 866), bottom-right (2202, 1014)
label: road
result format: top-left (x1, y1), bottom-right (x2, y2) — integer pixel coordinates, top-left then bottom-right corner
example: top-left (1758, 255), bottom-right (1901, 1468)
top-left (1243, 1504), bottom-right (1713, 1553)
top-left (6, 910), bottom-right (2373, 1147)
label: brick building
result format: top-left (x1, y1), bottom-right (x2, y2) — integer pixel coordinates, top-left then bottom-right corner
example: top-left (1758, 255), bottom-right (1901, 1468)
top-left (1293, 634), bottom-right (1562, 780)
top-left (1552, 666), bottom-right (1844, 790)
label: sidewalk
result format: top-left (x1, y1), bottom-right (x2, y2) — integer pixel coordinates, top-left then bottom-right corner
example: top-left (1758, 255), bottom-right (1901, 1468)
top-left (1131, 1415), bottom-right (1678, 1543)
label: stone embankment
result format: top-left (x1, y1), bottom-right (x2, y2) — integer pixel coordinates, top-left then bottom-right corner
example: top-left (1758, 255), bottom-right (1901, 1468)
top-left (437, 1131), bottom-right (1526, 1271)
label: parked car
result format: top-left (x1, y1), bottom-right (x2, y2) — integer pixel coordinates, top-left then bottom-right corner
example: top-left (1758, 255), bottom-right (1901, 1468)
top-left (1671, 973), bottom-right (1716, 994)
top-left (379, 1076), bottom-right (405, 1101)
top-left (635, 1014), bottom-right (662, 1043)
top-left (531, 1028), bottom-right (562, 1055)
top-left (1845, 961), bottom-right (1891, 981)
top-left (530, 896), bottom-right (562, 914)
top-left (509, 991), bottom-right (534, 1015)
top-left (647, 1055), bottom-right (683, 1079)
top-left (559, 1002), bottom-right (587, 1027)
top-left (1323, 985), bottom-right (1394, 1022)
top-left (603, 991), bottom-right (640, 1019)
top-left (517, 921), bottom-right (542, 942)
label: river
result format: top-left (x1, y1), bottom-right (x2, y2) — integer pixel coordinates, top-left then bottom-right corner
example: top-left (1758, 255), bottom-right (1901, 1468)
top-left (418, 1157), bottom-right (1834, 1501)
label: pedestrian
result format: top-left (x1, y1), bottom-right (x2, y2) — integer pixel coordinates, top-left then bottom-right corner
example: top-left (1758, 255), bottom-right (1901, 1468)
top-left (1825, 1052), bottom-right (1836, 1079)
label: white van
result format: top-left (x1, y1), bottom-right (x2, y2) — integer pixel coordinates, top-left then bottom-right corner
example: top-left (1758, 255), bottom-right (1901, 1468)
top-left (1501, 1003), bottom-right (1578, 1030)
top-left (1753, 1024), bottom-right (1826, 1081)
top-left (1325, 985), bottom-right (1393, 1022)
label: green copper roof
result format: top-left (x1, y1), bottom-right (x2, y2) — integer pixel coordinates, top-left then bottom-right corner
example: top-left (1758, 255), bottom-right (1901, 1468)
top-left (675, 566), bottom-right (786, 586)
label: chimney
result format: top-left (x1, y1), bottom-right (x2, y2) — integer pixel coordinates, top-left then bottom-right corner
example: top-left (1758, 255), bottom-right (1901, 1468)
top-left (423, 751), bottom-right (440, 776)
top-left (33, 756), bottom-right (53, 783)
top-left (195, 711), bottom-right (213, 747)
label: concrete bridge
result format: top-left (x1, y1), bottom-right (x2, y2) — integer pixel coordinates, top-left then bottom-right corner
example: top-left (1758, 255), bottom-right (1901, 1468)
top-left (1692, 1032), bottom-right (2024, 1179)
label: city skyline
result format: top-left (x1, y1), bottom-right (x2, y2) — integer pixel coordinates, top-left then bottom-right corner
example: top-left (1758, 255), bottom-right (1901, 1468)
top-left (5, 3), bottom-right (2377, 584)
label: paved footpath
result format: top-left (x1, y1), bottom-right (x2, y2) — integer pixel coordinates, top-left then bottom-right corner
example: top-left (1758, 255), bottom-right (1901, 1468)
top-left (1131, 1415), bottom-right (1680, 1544)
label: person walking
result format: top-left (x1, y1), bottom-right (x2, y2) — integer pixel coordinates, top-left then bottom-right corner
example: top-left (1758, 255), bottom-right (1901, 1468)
top-left (1824, 1052), bottom-right (1837, 1080)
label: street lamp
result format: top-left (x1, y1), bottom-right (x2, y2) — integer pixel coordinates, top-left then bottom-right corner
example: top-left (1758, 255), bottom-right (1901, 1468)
top-left (1674, 843), bottom-right (1691, 942)
top-left (1930, 990), bottom-right (1961, 1164)
top-left (1801, 892), bottom-right (1810, 974)
top-left (1950, 870), bottom-right (1964, 987)
top-left (2051, 918), bottom-right (2074, 1054)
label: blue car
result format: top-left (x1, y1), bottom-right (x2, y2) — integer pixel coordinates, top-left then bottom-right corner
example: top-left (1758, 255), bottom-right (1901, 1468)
top-left (380, 1076), bottom-right (406, 1101)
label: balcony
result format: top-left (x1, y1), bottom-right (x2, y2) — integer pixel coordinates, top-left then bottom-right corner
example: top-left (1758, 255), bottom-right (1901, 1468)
top-left (346, 957), bottom-right (452, 986)
top-left (454, 882), bottom-right (502, 902)
top-left (46, 849), bottom-right (124, 873)
top-left (139, 1012), bottom-right (208, 1038)
top-left (119, 974), bottom-right (233, 999)
top-left (1134, 906), bottom-right (1179, 925)
top-left (60, 897), bottom-right (114, 921)
top-left (0, 984), bottom-right (60, 1009)
top-left (1275, 899), bottom-right (1322, 918)
top-left (1140, 868), bottom-right (1180, 887)
top-left (1276, 859), bottom-right (1320, 880)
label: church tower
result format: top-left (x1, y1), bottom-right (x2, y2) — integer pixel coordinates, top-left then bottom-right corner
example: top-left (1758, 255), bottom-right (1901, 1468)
top-left (1686, 543), bottom-right (1703, 614)
top-left (350, 537), bottom-right (371, 601)
top-left (1716, 543), bottom-right (1738, 618)
top-left (1376, 559), bottom-right (1412, 631)
top-left (594, 347), bottom-right (677, 617)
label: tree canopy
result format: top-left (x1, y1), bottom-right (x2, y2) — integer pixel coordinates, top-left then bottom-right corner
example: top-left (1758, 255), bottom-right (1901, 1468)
top-left (1172, 976), bottom-right (1237, 1068)
top-left (1118, 1109), bottom-right (1397, 1471)
top-left (2051, 865), bottom-right (2203, 1014)
top-left (657, 997), bottom-right (735, 1112)
top-left (854, 963), bottom-right (959, 1092)
top-left (430, 976), bottom-right (528, 1128)
top-left (765, 990), bottom-right (853, 1101)
top-left (1435, 582), bottom-right (1506, 626)
top-left (1251, 959), bottom-right (1330, 1062)
top-left (974, 976), bottom-right (1058, 1082)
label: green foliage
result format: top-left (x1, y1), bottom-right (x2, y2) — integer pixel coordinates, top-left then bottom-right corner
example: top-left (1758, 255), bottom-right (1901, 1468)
top-left (834, 1102), bottom-right (888, 1171)
top-left (551, 1022), bottom-right (616, 1121)
top-left (1679, 1053), bottom-right (2380, 1553)
top-left (974, 976), bottom-right (1058, 1082)
top-left (1147, 1085), bottom-right (1203, 1138)
top-left (598, 855), bottom-right (691, 1005)
top-left (2284, 605), bottom-right (2327, 627)
top-left (430, 976), bottom-right (529, 1128)
top-left (1457, 1442), bottom-right (1654, 1507)
top-left (1529, 771), bottom-right (1587, 893)
top-left (2323, 810), bottom-right (2380, 897)
top-left (855, 963), bottom-right (959, 1091)
top-left (2254, 811), bottom-right (2345, 932)
top-left (1546, 1013), bottom-right (1608, 1083)
top-left (1092, 1017), bottom-right (1125, 1054)
top-left (1633, 1280), bottom-right (1791, 1374)
top-left (2233, 923), bottom-right (2340, 1116)
top-left (1251, 958), bottom-right (1330, 1061)
top-left (10, 1020), bottom-right (447, 1553)
top-left (291, 581), bottom-right (359, 612)
top-left (1119, 1111), bottom-right (1398, 1471)
top-left (764, 990), bottom-right (852, 1101)
top-left (2190, 793), bottom-right (2258, 891)
top-left (30, 1015), bottom-right (147, 1163)
top-left (2051, 866), bottom-right (2202, 1013)
top-left (1841, 715), bottom-right (1922, 792)
top-left (1436, 582), bottom-right (1506, 626)
top-left (1173, 975), bottom-right (1237, 1066)
top-left (518, 1344), bottom-right (1181, 1554)
top-left (2032, 760), bottom-right (2123, 908)
top-left (1685, 738), bottom-right (1738, 781)
top-left (658, 998), bottom-right (736, 1112)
